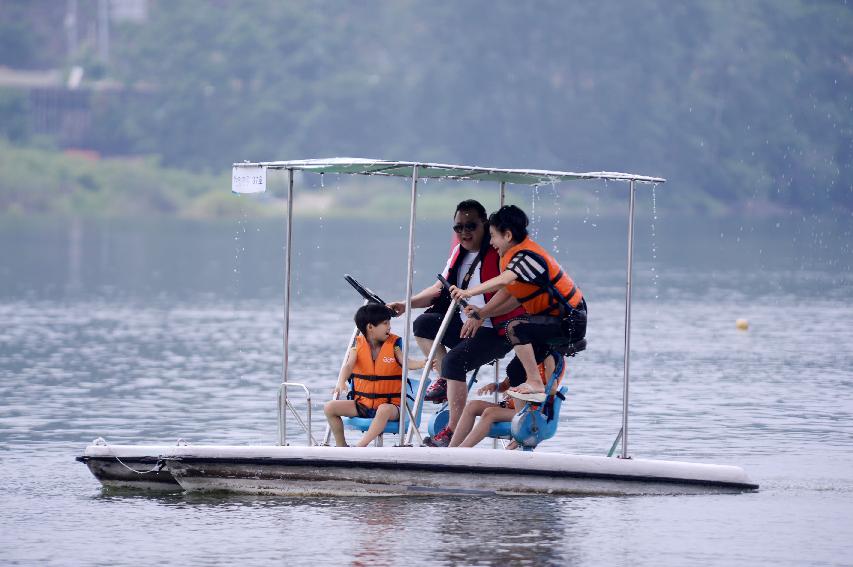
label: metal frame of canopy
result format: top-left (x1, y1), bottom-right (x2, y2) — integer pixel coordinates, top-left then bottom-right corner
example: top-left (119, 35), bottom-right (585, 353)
top-left (232, 158), bottom-right (666, 459)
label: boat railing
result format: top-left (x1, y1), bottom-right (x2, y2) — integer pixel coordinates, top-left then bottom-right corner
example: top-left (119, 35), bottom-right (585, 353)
top-left (278, 382), bottom-right (317, 446)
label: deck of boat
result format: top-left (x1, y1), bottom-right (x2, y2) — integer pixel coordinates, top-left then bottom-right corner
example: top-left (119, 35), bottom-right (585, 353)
top-left (78, 444), bottom-right (758, 496)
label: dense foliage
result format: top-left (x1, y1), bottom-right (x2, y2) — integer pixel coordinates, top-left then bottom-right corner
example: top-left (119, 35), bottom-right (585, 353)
top-left (0, 139), bottom-right (246, 217)
top-left (2, 0), bottom-right (851, 213)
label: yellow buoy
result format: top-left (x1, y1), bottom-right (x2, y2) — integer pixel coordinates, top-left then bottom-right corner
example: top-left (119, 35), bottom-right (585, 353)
top-left (736, 318), bottom-right (749, 331)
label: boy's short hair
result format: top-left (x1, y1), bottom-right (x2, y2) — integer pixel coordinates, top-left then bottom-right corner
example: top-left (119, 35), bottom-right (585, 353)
top-left (488, 205), bottom-right (529, 242)
top-left (354, 303), bottom-right (394, 335)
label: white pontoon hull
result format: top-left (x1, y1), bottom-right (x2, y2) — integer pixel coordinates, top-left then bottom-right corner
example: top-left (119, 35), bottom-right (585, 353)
top-left (78, 444), bottom-right (758, 496)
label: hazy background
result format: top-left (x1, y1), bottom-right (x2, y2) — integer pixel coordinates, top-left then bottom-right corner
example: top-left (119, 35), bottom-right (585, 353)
top-left (1, 3), bottom-right (853, 566)
top-left (0, 0), bottom-right (850, 218)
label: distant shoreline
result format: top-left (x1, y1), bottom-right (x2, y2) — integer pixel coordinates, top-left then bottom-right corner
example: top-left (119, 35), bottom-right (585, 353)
top-left (0, 141), bottom-right (819, 220)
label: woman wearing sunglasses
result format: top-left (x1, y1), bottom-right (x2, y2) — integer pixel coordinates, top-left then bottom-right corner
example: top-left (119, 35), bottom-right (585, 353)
top-left (387, 200), bottom-right (525, 447)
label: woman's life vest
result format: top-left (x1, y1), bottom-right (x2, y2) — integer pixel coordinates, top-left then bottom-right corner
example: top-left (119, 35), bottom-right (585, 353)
top-left (500, 238), bottom-right (583, 317)
top-left (435, 242), bottom-right (526, 328)
top-left (349, 333), bottom-right (403, 410)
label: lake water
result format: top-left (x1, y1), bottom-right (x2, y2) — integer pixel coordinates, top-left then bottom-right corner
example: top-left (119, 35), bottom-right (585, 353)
top-left (1, 211), bottom-right (852, 566)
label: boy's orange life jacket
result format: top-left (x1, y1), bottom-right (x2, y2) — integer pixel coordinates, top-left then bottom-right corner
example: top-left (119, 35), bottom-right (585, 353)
top-left (350, 333), bottom-right (403, 409)
top-left (500, 238), bottom-right (582, 317)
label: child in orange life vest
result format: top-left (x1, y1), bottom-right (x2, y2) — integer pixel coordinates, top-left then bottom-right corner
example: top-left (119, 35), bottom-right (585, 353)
top-left (324, 304), bottom-right (425, 447)
top-left (448, 351), bottom-right (564, 448)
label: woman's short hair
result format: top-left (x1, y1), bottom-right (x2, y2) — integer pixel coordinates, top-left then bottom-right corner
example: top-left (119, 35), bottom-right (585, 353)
top-left (488, 205), bottom-right (529, 242)
top-left (354, 303), bottom-right (394, 335)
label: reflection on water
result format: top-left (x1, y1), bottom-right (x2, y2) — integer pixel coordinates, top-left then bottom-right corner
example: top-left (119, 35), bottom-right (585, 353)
top-left (1, 216), bottom-right (852, 566)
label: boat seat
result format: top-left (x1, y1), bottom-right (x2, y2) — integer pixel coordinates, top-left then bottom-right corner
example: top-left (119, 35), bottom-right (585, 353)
top-left (426, 367), bottom-right (484, 437)
top-left (488, 421), bottom-right (512, 439)
top-left (546, 337), bottom-right (586, 357)
top-left (343, 378), bottom-right (427, 435)
top-left (487, 386), bottom-right (568, 440)
top-left (428, 350), bottom-right (575, 443)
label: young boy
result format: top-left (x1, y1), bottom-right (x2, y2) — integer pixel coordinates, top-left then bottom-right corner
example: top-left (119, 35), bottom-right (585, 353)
top-left (448, 350), bottom-right (564, 448)
top-left (324, 303), bottom-right (424, 447)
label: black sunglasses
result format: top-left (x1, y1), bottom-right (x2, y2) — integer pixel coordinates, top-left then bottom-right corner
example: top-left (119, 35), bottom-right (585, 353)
top-left (452, 222), bottom-right (480, 234)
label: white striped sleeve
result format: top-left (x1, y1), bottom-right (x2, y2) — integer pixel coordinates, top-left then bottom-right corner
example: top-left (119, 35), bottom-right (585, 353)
top-left (506, 251), bottom-right (547, 283)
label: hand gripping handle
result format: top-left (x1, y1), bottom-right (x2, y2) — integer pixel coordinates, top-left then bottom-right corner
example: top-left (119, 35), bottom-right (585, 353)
top-left (436, 273), bottom-right (480, 319)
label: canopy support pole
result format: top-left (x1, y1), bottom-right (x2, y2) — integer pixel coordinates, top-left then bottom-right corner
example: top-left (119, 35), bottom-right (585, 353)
top-left (398, 166), bottom-right (419, 446)
top-left (493, 181), bottom-right (506, 448)
top-left (620, 179), bottom-right (636, 459)
top-left (281, 168), bottom-right (295, 445)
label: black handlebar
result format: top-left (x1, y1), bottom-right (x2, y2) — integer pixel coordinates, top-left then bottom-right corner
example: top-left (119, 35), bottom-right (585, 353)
top-left (344, 274), bottom-right (386, 305)
top-left (436, 273), bottom-right (480, 319)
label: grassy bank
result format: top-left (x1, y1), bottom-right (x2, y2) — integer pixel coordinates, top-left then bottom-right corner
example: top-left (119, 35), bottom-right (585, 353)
top-left (0, 140), bottom-right (269, 218)
top-left (1, 140), bottom-right (734, 220)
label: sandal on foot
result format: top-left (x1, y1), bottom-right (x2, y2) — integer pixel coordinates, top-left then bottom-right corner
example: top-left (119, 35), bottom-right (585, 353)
top-left (507, 383), bottom-right (546, 403)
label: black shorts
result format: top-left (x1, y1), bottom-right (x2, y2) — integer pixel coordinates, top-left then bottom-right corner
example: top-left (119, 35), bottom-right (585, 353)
top-left (355, 402), bottom-right (378, 418)
top-left (413, 311), bottom-right (511, 382)
top-left (503, 345), bottom-right (554, 387)
top-left (355, 401), bottom-right (398, 419)
top-left (413, 311), bottom-right (464, 350)
top-left (509, 299), bottom-right (587, 348)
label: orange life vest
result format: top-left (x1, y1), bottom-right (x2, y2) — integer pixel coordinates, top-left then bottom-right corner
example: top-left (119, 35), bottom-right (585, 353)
top-left (481, 246), bottom-right (527, 327)
top-left (350, 333), bottom-right (403, 410)
top-left (500, 238), bottom-right (582, 317)
top-left (505, 355), bottom-right (566, 410)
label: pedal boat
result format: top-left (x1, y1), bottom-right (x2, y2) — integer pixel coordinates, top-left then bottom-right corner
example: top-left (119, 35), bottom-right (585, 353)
top-left (78, 158), bottom-right (758, 496)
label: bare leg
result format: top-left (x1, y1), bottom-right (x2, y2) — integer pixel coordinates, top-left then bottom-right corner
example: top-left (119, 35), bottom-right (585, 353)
top-left (356, 404), bottom-right (399, 447)
top-left (459, 406), bottom-right (518, 448)
top-left (504, 321), bottom-right (545, 393)
top-left (449, 400), bottom-right (491, 447)
top-left (511, 343), bottom-right (545, 393)
top-left (416, 336), bottom-right (446, 368)
top-left (324, 400), bottom-right (359, 447)
top-left (446, 379), bottom-right (468, 431)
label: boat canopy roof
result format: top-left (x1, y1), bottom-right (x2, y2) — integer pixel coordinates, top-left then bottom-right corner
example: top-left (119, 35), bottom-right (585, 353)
top-left (233, 157), bottom-right (666, 186)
